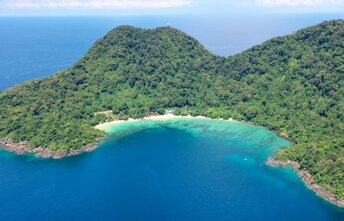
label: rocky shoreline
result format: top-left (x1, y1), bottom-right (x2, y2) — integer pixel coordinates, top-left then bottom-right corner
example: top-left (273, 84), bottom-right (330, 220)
top-left (0, 138), bottom-right (100, 159)
top-left (267, 158), bottom-right (344, 208)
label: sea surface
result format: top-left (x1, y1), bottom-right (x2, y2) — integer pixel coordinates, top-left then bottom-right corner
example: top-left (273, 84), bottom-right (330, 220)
top-left (1, 14), bottom-right (344, 91)
top-left (0, 118), bottom-right (344, 220)
top-left (0, 14), bottom-right (344, 220)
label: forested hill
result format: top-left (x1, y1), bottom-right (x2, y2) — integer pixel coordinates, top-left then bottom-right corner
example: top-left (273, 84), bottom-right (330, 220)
top-left (221, 20), bottom-right (344, 198)
top-left (0, 20), bottom-right (343, 199)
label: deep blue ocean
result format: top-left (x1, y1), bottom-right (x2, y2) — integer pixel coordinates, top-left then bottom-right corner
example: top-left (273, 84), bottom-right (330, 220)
top-left (0, 15), bottom-right (344, 220)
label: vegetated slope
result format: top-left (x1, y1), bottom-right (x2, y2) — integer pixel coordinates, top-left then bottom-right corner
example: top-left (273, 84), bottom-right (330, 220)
top-left (219, 20), bottom-right (344, 198)
top-left (0, 21), bottom-right (343, 199)
top-left (0, 26), bottom-right (223, 151)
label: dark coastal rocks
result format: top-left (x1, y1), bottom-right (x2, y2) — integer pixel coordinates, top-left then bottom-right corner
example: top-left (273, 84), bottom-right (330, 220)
top-left (267, 158), bottom-right (344, 208)
top-left (0, 138), bottom-right (100, 159)
top-left (0, 138), bottom-right (36, 154)
top-left (267, 158), bottom-right (299, 170)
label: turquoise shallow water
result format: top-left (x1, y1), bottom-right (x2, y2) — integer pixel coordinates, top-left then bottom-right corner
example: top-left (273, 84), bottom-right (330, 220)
top-left (1, 118), bottom-right (343, 220)
top-left (106, 118), bottom-right (291, 156)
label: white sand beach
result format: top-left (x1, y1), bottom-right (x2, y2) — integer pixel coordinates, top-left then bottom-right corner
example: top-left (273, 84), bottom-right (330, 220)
top-left (95, 114), bottom-right (235, 132)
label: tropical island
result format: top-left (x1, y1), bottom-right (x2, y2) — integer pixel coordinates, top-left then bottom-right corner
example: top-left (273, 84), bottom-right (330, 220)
top-left (0, 20), bottom-right (343, 206)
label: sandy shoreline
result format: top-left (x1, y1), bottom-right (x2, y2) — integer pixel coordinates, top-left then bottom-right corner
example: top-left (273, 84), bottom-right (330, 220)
top-left (0, 114), bottom-right (234, 158)
top-left (94, 114), bottom-right (235, 132)
top-left (267, 158), bottom-right (344, 208)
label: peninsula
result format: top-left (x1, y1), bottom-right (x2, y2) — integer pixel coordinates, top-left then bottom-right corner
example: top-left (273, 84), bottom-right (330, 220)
top-left (0, 20), bottom-right (343, 205)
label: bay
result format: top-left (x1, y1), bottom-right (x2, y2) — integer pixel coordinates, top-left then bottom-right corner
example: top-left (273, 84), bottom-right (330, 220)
top-left (0, 119), bottom-right (343, 220)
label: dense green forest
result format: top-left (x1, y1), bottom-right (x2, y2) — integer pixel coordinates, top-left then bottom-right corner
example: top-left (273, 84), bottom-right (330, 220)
top-left (0, 20), bottom-right (343, 199)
